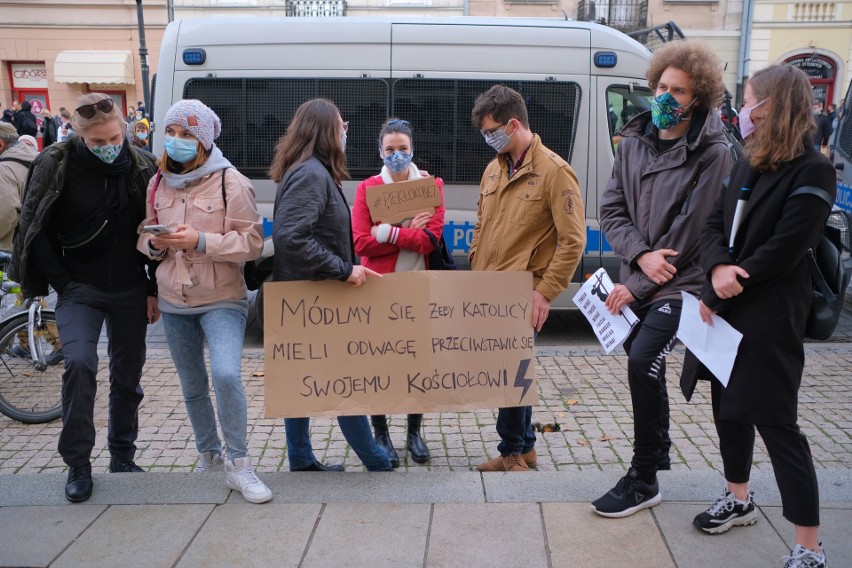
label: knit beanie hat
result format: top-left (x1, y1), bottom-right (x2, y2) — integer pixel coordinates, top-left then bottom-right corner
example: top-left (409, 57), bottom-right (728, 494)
top-left (163, 99), bottom-right (221, 150)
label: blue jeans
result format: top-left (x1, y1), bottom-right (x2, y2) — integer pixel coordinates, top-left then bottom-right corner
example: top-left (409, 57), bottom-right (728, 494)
top-left (496, 406), bottom-right (536, 456)
top-left (285, 416), bottom-right (391, 471)
top-left (161, 309), bottom-right (249, 460)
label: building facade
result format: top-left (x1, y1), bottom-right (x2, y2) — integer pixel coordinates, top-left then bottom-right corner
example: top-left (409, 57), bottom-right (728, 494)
top-left (0, 0), bottom-right (168, 121)
top-left (749, 0), bottom-right (852, 106)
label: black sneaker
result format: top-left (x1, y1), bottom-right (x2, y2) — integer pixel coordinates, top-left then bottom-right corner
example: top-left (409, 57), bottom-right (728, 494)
top-left (109, 458), bottom-right (145, 473)
top-left (591, 467), bottom-right (662, 518)
top-left (693, 489), bottom-right (758, 534)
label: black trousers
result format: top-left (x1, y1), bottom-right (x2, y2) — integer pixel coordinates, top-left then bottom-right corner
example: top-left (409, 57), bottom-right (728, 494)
top-left (55, 281), bottom-right (148, 467)
top-left (711, 380), bottom-right (820, 527)
top-left (625, 299), bottom-right (678, 477)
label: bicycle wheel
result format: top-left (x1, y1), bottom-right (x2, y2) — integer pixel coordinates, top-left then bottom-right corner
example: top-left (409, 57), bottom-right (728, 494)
top-left (0, 311), bottom-right (63, 423)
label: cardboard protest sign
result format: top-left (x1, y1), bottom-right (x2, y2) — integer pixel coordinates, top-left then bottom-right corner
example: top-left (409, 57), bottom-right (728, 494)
top-left (365, 176), bottom-right (441, 224)
top-left (572, 268), bottom-right (639, 354)
top-left (264, 271), bottom-right (536, 418)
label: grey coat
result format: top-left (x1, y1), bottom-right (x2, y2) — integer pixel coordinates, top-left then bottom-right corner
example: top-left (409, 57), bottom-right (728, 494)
top-left (272, 156), bottom-right (355, 282)
top-left (600, 109), bottom-right (732, 309)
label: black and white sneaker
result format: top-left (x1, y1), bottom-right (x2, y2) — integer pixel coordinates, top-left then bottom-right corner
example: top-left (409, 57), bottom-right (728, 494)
top-left (591, 467), bottom-right (662, 518)
top-left (783, 544), bottom-right (826, 568)
top-left (693, 489), bottom-right (758, 534)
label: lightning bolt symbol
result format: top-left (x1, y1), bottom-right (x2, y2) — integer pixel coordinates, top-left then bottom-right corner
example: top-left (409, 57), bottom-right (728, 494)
top-left (513, 358), bottom-right (532, 403)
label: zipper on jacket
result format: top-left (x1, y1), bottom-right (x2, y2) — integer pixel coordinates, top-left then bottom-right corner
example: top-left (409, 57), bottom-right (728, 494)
top-left (61, 219), bottom-right (109, 256)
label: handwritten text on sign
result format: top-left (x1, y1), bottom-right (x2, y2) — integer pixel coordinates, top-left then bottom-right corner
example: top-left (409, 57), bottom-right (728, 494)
top-left (263, 271), bottom-right (536, 418)
top-left (365, 176), bottom-right (441, 224)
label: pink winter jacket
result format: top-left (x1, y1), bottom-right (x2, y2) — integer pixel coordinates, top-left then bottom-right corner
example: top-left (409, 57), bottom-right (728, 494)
top-left (136, 167), bottom-right (263, 308)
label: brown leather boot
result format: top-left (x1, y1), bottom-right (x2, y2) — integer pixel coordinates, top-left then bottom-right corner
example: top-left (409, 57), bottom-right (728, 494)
top-left (476, 453), bottom-right (529, 472)
top-left (521, 448), bottom-right (537, 469)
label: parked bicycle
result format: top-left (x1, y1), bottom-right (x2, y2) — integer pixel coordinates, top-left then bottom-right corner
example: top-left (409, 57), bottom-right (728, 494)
top-left (0, 251), bottom-right (63, 424)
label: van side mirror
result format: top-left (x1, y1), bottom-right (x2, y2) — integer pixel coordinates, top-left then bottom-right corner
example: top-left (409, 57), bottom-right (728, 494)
top-left (836, 162), bottom-right (845, 171)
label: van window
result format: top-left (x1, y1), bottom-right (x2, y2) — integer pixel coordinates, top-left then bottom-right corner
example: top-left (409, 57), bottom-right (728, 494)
top-left (183, 77), bottom-right (390, 178)
top-left (392, 79), bottom-right (581, 184)
top-left (838, 88), bottom-right (852, 159)
top-left (606, 85), bottom-right (653, 152)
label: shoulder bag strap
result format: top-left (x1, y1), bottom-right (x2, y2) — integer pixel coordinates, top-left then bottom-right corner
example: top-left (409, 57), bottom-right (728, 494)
top-left (788, 185), bottom-right (835, 300)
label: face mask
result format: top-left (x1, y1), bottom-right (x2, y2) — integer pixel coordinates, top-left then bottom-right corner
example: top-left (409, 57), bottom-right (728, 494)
top-left (651, 92), bottom-right (695, 130)
top-left (482, 124), bottom-right (512, 153)
top-left (164, 135), bottom-right (199, 163)
top-left (88, 142), bottom-right (123, 164)
top-left (738, 99), bottom-right (767, 139)
top-left (135, 113), bottom-right (143, 120)
top-left (382, 150), bottom-right (413, 174)
top-left (136, 132), bottom-right (148, 140)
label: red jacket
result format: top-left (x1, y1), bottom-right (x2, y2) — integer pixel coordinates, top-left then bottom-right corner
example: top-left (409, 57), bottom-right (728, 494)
top-left (352, 169), bottom-right (446, 274)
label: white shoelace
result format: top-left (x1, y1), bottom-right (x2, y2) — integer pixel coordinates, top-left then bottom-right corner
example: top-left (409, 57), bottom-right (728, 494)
top-left (783, 545), bottom-right (825, 568)
top-left (707, 490), bottom-right (751, 516)
top-left (235, 466), bottom-right (262, 487)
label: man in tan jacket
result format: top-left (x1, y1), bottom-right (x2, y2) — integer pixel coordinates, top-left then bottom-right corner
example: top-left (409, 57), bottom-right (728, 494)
top-left (470, 85), bottom-right (585, 472)
top-left (0, 122), bottom-right (37, 252)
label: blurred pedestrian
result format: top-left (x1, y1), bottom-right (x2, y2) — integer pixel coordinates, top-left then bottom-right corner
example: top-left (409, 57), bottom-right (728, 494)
top-left (41, 109), bottom-right (58, 148)
top-left (129, 120), bottom-right (150, 149)
top-left (18, 135), bottom-right (37, 152)
top-left (56, 109), bottom-right (73, 143)
top-left (269, 98), bottom-right (392, 473)
top-left (13, 100), bottom-right (37, 137)
top-left (9, 92), bottom-right (160, 504)
top-left (0, 122), bottom-right (37, 252)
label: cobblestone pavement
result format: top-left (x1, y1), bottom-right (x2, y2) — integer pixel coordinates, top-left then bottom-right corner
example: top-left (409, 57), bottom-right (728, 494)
top-left (1, 343), bottom-right (849, 476)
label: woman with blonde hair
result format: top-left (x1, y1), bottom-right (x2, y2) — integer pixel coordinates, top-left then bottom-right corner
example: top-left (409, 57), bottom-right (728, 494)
top-left (270, 98), bottom-right (392, 472)
top-left (138, 99), bottom-right (271, 504)
top-left (683, 64), bottom-right (834, 567)
top-left (10, 92), bottom-right (159, 503)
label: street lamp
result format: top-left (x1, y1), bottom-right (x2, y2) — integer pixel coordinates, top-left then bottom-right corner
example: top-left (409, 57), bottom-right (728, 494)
top-left (135, 0), bottom-right (152, 119)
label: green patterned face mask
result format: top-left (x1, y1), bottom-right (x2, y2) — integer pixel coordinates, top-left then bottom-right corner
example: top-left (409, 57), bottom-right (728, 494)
top-left (88, 142), bottom-right (123, 164)
top-left (651, 92), bottom-right (695, 130)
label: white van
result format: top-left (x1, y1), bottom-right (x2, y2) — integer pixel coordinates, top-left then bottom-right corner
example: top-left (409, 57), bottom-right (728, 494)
top-left (152, 16), bottom-right (656, 308)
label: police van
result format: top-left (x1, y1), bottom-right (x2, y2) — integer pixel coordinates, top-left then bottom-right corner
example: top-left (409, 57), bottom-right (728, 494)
top-left (833, 79), bottom-right (852, 226)
top-left (152, 17), bottom-right (657, 309)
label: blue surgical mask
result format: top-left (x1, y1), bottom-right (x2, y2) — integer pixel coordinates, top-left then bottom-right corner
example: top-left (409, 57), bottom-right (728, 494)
top-left (164, 135), bottom-right (198, 163)
top-left (382, 150), bottom-right (413, 174)
top-left (136, 131), bottom-right (148, 141)
top-left (88, 142), bottom-right (123, 164)
top-left (482, 125), bottom-right (512, 153)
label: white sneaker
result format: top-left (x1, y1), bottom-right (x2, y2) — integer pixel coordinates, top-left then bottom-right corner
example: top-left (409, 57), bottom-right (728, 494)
top-left (783, 544), bottom-right (826, 568)
top-left (225, 456), bottom-right (272, 504)
top-left (196, 452), bottom-right (224, 473)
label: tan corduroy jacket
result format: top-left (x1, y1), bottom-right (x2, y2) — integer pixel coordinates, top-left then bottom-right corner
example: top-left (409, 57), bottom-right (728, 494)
top-left (469, 134), bottom-right (586, 301)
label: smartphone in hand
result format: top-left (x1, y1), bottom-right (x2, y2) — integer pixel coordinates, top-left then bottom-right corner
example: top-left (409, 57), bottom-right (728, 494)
top-left (142, 224), bottom-right (173, 236)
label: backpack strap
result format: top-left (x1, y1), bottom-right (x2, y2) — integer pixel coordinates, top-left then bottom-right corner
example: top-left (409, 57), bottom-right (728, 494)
top-left (221, 168), bottom-right (227, 205)
top-left (0, 156), bottom-right (33, 168)
top-left (788, 186), bottom-right (833, 209)
top-left (149, 169), bottom-right (162, 221)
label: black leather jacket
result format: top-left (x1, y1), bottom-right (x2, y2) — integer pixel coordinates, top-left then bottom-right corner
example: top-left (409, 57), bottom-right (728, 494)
top-left (272, 156), bottom-right (355, 282)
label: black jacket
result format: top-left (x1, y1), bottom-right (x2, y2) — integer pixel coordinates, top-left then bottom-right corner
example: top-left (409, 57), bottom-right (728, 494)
top-left (42, 116), bottom-right (58, 148)
top-left (814, 113), bottom-right (832, 146)
top-left (13, 109), bottom-right (37, 137)
top-left (272, 156), bottom-right (355, 282)
top-left (10, 137), bottom-right (158, 297)
top-left (680, 149), bottom-right (836, 424)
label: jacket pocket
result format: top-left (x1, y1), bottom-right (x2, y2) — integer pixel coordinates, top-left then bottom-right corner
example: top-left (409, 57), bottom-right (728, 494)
top-left (479, 186), bottom-right (498, 220)
top-left (509, 188), bottom-right (544, 226)
top-left (191, 197), bottom-right (226, 233)
top-left (154, 195), bottom-right (176, 225)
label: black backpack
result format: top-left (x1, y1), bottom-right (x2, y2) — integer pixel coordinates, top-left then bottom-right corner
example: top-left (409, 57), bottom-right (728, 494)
top-left (789, 186), bottom-right (850, 340)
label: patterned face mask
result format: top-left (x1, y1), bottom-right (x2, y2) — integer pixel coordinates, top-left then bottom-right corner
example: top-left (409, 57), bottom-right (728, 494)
top-left (88, 142), bottom-right (123, 164)
top-left (382, 150), bottom-right (413, 173)
top-left (651, 92), bottom-right (695, 130)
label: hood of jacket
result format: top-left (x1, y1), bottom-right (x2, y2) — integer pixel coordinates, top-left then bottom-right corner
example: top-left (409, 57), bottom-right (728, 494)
top-left (0, 140), bottom-right (38, 165)
top-left (620, 108), bottom-right (728, 153)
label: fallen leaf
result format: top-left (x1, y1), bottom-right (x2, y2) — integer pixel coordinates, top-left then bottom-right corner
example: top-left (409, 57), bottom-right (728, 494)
top-left (577, 438), bottom-right (589, 446)
top-left (566, 399), bottom-right (578, 406)
top-left (600, 434), bottom-right (612, 442)
top-left (252, 371), bottom-right (265, 377)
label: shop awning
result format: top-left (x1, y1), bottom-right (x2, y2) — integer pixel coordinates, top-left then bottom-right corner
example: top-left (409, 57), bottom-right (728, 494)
top-left (53, 50), bottom-right (135, 85)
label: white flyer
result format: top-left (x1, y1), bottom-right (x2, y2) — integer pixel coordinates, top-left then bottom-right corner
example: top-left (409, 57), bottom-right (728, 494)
top-left (675, 291), bottom-right (743, 387)
top-left (572, 268), bottom-right (639, 354)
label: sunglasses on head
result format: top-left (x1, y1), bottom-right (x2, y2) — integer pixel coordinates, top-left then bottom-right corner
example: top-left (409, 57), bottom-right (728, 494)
top-left (75, 99), bottom-right (115, 119)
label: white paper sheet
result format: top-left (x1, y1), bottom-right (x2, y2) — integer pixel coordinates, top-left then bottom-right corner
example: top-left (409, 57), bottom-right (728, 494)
top-left (572, 268), bottom-right (639, 354)
top-left (675, 291), bottom-right (743, 387)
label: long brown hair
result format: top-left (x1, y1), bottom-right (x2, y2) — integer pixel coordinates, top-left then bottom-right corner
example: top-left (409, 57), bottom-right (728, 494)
top-left (745, 65), bottom-right (816, 172)
top-left (268, 98), bottom-right (349, 185)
